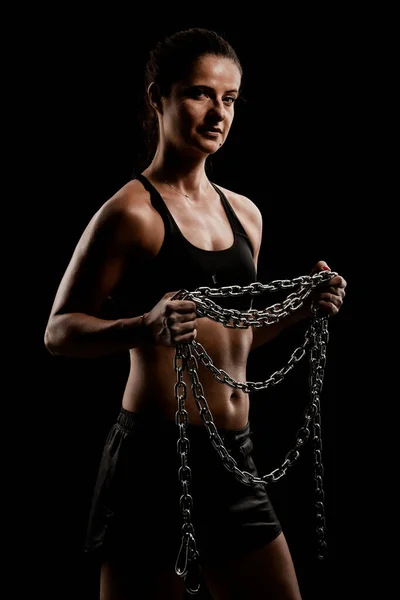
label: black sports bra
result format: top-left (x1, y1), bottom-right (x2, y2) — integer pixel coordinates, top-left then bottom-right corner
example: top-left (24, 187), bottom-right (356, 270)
top-left (107, 174), bottom-right (257, 316)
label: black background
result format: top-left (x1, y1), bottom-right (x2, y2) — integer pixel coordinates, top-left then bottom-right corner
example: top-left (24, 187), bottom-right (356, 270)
top-left (14, 7), bottom-right (390, 600)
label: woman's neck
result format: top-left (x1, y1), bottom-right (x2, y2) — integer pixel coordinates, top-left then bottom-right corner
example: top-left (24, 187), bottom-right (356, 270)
top-left (145, 149), bottom-right (210, 194)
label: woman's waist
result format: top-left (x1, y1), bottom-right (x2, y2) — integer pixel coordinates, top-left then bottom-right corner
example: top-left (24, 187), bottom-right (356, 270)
top-left (118, 402), bottom-right (251, 441)
top-left (123, 365), bottom-right (250, 429)
top-left (128, 343), bottom-right (250, 397)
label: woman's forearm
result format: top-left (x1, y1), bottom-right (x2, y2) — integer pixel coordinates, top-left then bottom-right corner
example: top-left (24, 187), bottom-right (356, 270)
top-left (44, 312), bottom-right (149, 358)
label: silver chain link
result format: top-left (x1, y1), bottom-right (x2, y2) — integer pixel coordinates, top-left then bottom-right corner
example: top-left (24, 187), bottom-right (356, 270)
top-left (174, 272), bottom-right (335, 593)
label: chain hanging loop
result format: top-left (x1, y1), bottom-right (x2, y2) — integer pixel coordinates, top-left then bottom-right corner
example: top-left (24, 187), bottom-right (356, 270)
top-left (173, 273), bottom-right (335, 593)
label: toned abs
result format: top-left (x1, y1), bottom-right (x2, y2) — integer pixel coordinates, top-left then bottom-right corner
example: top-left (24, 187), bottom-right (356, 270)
top-left (123, 319), bottom-right (253, 429)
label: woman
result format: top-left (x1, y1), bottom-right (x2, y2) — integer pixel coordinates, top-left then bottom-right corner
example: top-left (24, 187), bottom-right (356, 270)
top-left (44, 27), bottom-right (346, 599)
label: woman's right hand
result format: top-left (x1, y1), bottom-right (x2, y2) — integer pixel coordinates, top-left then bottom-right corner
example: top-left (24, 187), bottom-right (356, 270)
top-left (143, 292), bottom-right (198, 346)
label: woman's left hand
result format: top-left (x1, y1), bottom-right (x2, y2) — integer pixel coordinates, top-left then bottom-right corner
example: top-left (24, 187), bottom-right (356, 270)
top-left (309, 260), bottom-right (347, 317)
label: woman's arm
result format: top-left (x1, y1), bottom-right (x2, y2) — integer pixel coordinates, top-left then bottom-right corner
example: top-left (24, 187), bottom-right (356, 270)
top-left (250, 261), bottom-right (347, 352)
top-left (44, 184), bottom-right (199, 358)
top-left (44, 189), bottom-right (151, 358)
top-left (243, 198), bottom-right (346, 352)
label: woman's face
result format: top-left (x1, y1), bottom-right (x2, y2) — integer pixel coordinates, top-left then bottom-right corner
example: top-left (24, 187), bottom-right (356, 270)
top-left (160, 54), bottom-right (242, 156)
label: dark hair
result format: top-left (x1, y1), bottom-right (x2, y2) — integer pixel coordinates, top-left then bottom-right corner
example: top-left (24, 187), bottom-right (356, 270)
top-left (136, 28), bottom-right (243, 171)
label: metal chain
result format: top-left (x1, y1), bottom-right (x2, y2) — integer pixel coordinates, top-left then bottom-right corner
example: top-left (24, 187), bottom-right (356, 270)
top-left (183, 271), bottom-right (335, 329)
top-left (173, 274), bottom-right (334, 594)
top-left (309, 309), bottom-right (329, 560)
top-left (191, 335), bottom-right (309, 393)
top-left (173, 346), bottom-right (201, 595)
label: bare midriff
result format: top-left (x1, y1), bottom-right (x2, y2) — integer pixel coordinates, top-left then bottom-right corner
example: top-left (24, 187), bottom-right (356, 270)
top-left (122, 318), bottom-right (253, 430)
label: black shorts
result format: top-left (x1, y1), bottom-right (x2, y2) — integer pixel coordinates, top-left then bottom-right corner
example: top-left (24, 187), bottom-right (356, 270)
top-left (83, 408), bottom-right (281, 567)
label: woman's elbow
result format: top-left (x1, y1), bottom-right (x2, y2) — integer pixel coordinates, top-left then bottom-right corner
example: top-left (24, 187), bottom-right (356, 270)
top-left (44, 325), bottom-right (59, 355)
top-left (44, 317), bottom-right (68, 356)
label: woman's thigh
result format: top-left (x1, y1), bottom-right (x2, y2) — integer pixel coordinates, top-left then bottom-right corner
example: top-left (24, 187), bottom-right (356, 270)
top-left (204, 532), bottom-right (302, 600)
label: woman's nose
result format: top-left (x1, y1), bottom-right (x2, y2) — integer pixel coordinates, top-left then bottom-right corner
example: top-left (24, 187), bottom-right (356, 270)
top-left (209, 99), bottom-right (225, 120)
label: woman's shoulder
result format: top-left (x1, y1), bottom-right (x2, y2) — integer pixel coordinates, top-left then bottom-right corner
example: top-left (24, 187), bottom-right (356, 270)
top-left (89, 177), bottom-right (155, 229)
top-left (212, 182), bottom-right (262, 223)
top-left (100, 177), bottom-right (151, 216)
top-left (81, 177), bottom-right (157, 247)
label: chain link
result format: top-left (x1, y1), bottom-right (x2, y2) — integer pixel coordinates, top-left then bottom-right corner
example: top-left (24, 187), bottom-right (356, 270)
top-left (174, 274), bottom-right (335, 593)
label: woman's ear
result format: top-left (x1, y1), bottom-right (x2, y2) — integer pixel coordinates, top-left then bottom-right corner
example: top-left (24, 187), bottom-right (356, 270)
top-left (147, 82), bottom-right (163, 114)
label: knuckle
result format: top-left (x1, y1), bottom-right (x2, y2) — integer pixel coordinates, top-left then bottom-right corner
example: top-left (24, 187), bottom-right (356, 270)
top-left (165, 302), bottom-right (174, 315)
top-left (166, 315), bottom-right (176, 328)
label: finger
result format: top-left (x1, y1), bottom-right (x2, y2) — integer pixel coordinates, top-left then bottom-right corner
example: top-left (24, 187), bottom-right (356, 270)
top-left (310, 260), bottom-right (330, 275)
top-left (320, 284), bottom-right (346, 298)
top-left (167, 315), bottom-right (198, 332)
top-left (319, 292), bottom-right (343, 307)
top-left (171, 320), bottom-right (198, 343)
top-left (323, 275), bottom-right (346, 289)
top-left (174, 329), bottom-right (198, 344)
top-left (317, 299), bottom-right (340, 316)
top-left (316, 292), bottom-right (344, 317)
top-left (167, 300), bottom-right (197, 316)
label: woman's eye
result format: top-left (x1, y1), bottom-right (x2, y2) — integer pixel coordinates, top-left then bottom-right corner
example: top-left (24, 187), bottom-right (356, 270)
top-left (189, 90), bottom-right (236, 104)
top-left (192, 90), bottom-right (208, 98)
